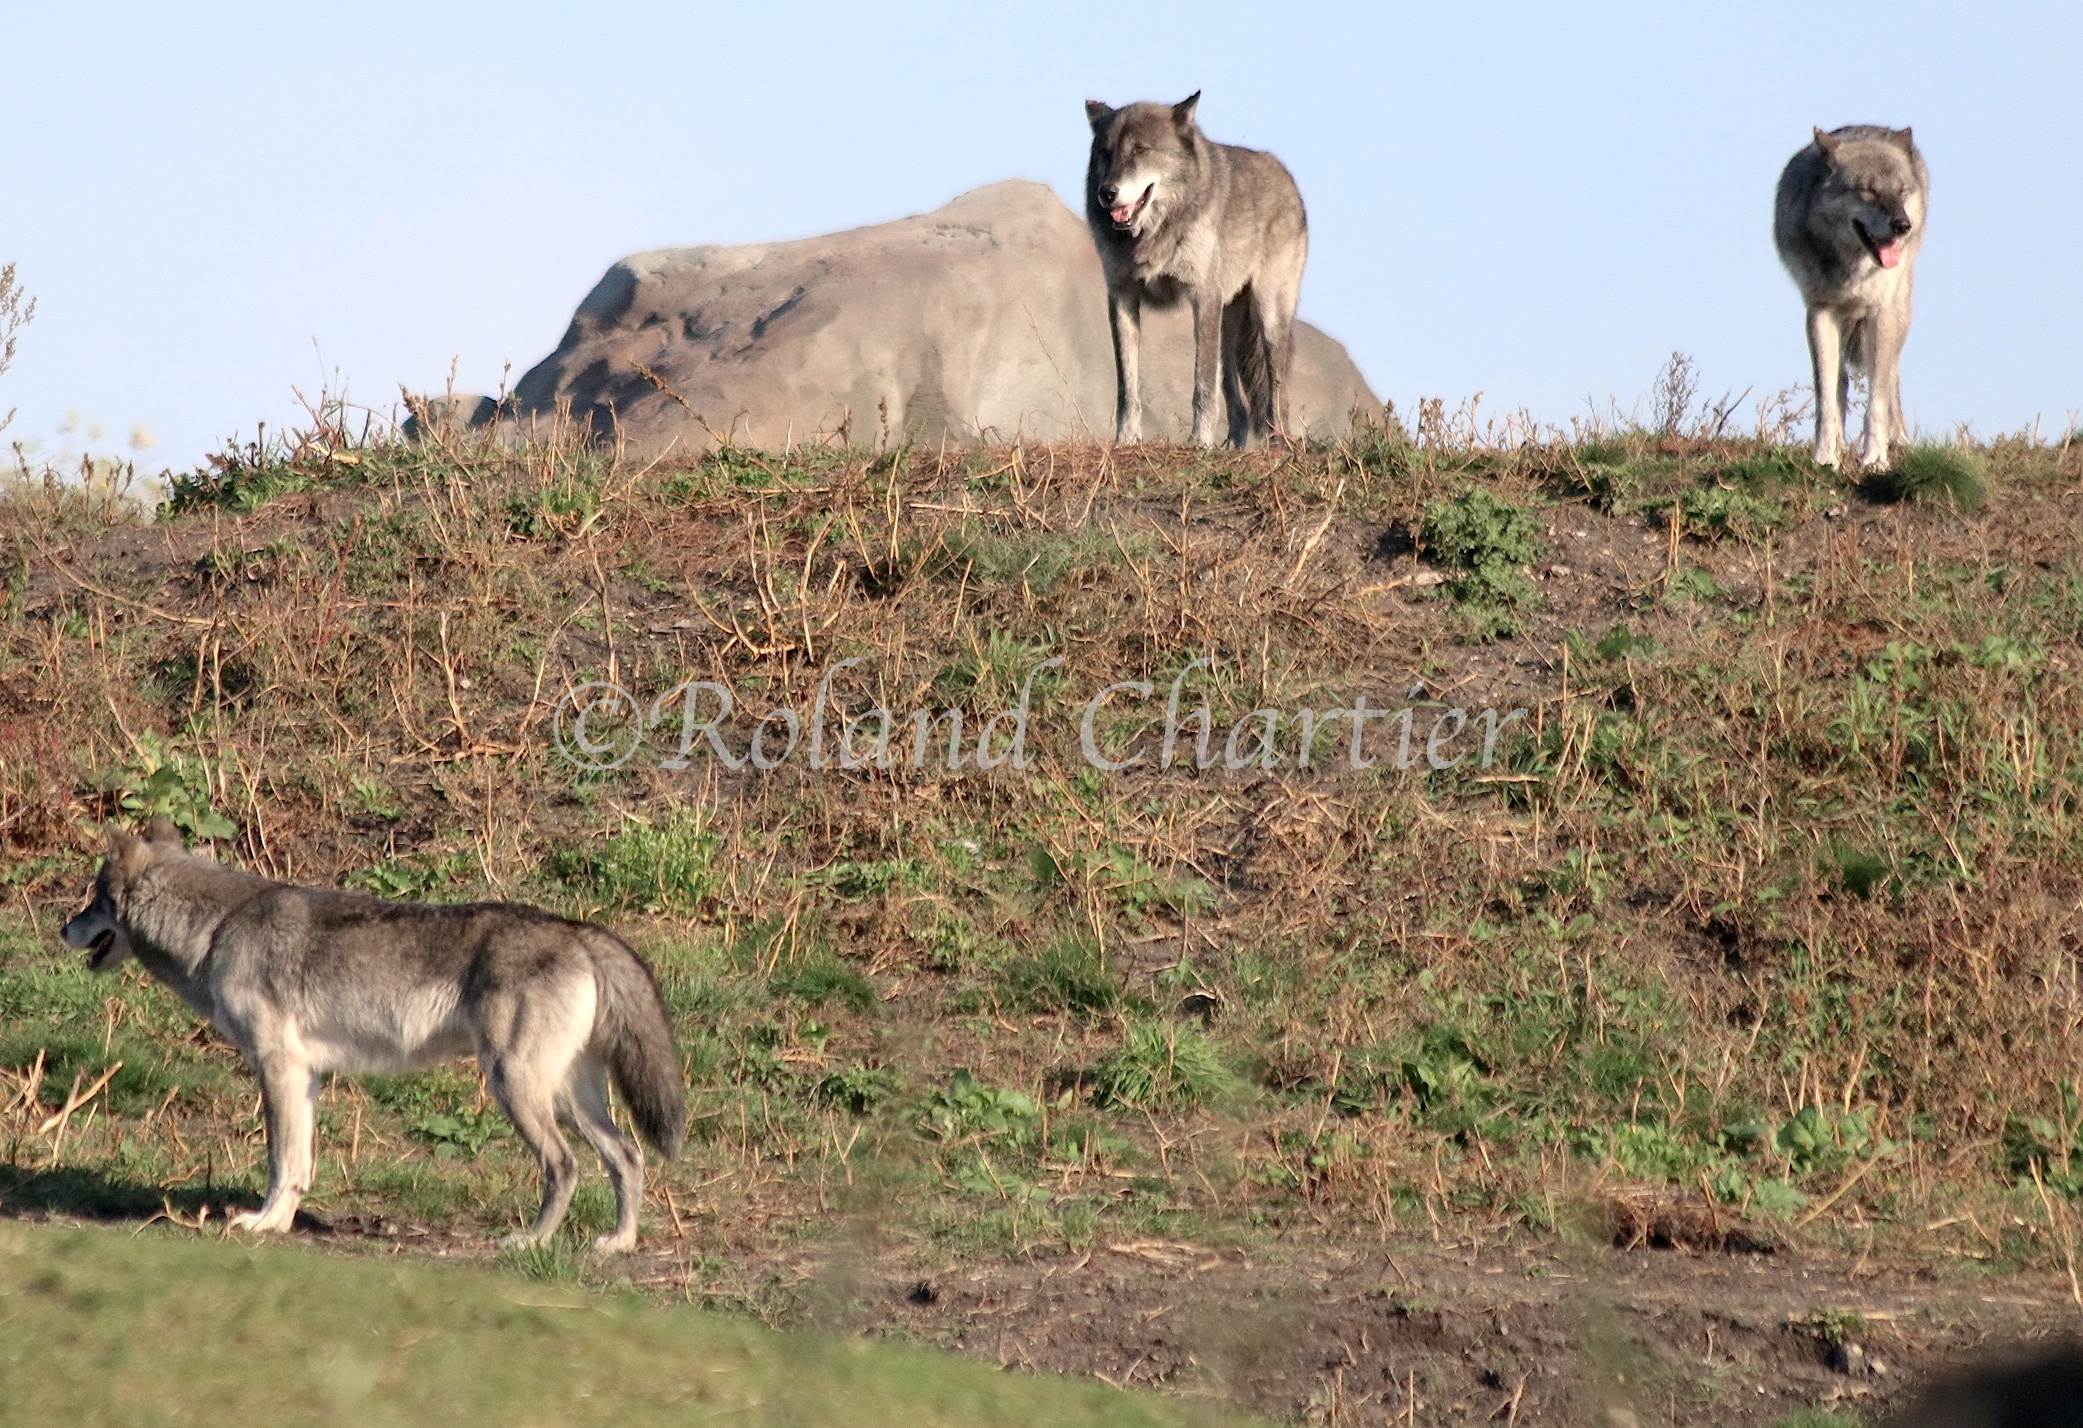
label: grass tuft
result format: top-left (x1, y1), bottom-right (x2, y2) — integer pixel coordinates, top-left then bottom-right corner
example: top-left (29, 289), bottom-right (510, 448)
top-left (1867, 444), bottom-right (1990, 511)
top-left (1092, 1021), bottom-right (1240, 1111)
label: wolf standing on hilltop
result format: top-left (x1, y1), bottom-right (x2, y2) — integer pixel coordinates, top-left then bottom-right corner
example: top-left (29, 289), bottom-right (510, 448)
top-left (1773, 125), bottom-right (1928, 470)
top-left (61, 819), bottom-right (686, 1251)
top-left (1084, 92), bottom-right (1308, 448)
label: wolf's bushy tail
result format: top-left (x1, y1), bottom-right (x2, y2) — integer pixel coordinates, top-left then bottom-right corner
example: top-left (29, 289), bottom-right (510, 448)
top-left (585, 931), bottom-right (688, 1157)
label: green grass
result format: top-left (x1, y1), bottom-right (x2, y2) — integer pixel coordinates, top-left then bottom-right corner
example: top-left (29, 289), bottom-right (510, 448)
top-left (9, 420), bottom-right (2083, 1418)
top-left (1092, 1022), bottom-right (1240, 1111)
top-left (0, 1221), bottom-right (1236, 1427)
top-left (1868, 443), bottom-right (1990, 511)
top-left (546, 806), bottom-right (722, 914)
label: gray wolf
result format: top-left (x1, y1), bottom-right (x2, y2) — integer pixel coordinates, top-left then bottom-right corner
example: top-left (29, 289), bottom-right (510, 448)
top-left (1773, 125), bottom-right (1929, 470)
top-left (1084, 92), bottom-right (1308, 448)
top-left (60, 818), bottom-right (686, 1251)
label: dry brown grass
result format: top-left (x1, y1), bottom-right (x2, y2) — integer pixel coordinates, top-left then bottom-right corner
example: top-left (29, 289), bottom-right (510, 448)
top-left (3, 414), bottom-right (2083, 1293)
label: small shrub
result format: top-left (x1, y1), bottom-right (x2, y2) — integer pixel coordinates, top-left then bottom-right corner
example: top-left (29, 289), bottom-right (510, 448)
top-left (100, 732), bottom-right (237, 842)
top-left (919, 1070), bottom-right (1039, 1143)
top-left (1721, 449), bottom-right (1810, 492)
top-left (1565, 623), bottom-right (1657, 665)
top-left (1820, 841), bottom-right (1891, 899)
top-left (816, 858), bottom-right (921, 901)
top-left (162, 455), bottom-right (307, 515)
top-left (1092, 1021), bottom-right (1239, 1111)
top-left (769, 955), bottom-right (874, 1012)
top-left (1101, 849), bottom-right (1216, 919)
top-left (407, 1105), bottom-right (510, 1159)
top-left (346, 851), bottom-right (473, 900)
top-left (1867, 445), bottom-right (1989, 511)
top-left (504, 478), bottom-right (602, 538)
top-left (1662, 566), bottom-right (1723, 606)
top-left (817, 1066), bottom-right (899, 1114)
top-left (1671, 485), bottom-right (1785, 542)
top-left (547, 808), bottom-right (720, 914)
top-left (1000, 935), bottom-right (1118, 1017)
top-left (1417, 488), bottom-right (1545, 636)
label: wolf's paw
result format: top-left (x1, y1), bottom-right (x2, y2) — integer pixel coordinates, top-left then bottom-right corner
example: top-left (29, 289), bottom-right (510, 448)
top-left (228, 1209), bottom-right (288, 1234)
top-left (498, 1229), bottom-right (552, 1251)
top-left (588, 1230), bottom-right (638, 1255)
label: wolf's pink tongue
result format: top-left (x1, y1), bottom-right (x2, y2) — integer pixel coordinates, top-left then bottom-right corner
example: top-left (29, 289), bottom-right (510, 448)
top-left (1876, 242), bottom-right (1903, 269)
top-left (1111, 207), bottom-right (1135, 224)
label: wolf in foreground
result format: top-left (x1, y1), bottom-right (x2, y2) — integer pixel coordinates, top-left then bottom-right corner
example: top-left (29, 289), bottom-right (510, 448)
top-left (60, 819), bottom-right (686, 1251)
top-left (1084, 92), bottom-right (1308, 448)
top-left (1773, 124), bottom-right (1929, 470)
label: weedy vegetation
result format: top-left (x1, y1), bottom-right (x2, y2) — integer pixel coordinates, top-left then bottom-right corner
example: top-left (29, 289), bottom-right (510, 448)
top-left (2, 374), bottom-right (2082, 1422)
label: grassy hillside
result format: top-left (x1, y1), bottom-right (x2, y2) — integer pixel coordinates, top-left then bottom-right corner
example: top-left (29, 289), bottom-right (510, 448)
top-left (0, 1219), bottom-right (1233, 1426)
top-left (2, 409), bottom-right (2081, 1420)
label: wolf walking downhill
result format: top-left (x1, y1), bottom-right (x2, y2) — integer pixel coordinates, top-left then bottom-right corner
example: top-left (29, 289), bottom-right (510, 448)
top-left (60, 818), bottom-right (686, 1251)
top-left (1084, 92), bottom-right (1309, 448)
top-left (1773, 124), bottom-right (1929, 470)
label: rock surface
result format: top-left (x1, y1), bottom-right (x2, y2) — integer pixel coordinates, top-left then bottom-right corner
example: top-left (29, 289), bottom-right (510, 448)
top-left (488, 180), bottom-right (1377, 450)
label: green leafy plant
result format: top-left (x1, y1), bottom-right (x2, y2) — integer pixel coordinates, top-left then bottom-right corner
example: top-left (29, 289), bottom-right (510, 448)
top-left (346, 851), bottom-right (473, 900)
top-left (816, 1066), bottom-right (899, 1115)
top-left (919, 1070), bottom-right (1039, 1144)
top-left (1417, 487), bottom-right (1545, 636)
top-left (1671, 485), bottom-right (1785, 541)
top-left (102, 732), bottom-right (237, 841)
top-left (769, 955), bottom-right (875, 1012)
top-left (408, 1105), bottom-right (510, 1159)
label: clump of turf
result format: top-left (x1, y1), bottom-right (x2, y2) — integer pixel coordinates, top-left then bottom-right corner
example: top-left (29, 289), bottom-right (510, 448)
top-left (1417, 486), bottom-right (1546, 639)
top-left (1867, 445), bottom-right (1989, 512)
top-left (1092, 1021), bottom-right (1239, 1110)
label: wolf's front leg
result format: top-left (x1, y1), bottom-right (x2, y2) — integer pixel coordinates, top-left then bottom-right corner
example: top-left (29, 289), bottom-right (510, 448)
top-left (1806, 306), bottom-right (1846, 469)
top-left (1189, 291), bottom-right (1223, 447)
top-left (1108, 289), bottom-right (1143, 444)
top-left (230, 1060), bottom-right (319, 1233)
top-left (1860, 303), bottom-right (1912, 470)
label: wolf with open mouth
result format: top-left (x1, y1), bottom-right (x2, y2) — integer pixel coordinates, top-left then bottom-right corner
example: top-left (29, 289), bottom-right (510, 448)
top-left (1773, 125), bottom-right (1929, 471)
top-left (1084, 92), bottom-right (1308, 449)
top-left (60, 818), bottom-right (686, 1251)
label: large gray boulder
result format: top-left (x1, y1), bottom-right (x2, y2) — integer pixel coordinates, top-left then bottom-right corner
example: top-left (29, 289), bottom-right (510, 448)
top-left (498, 180), bottom-right (1376, 450)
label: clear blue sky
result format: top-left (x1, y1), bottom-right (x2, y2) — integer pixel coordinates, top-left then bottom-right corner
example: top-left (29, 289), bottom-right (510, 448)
top-left (5, 2), bottom-right (2078, 473)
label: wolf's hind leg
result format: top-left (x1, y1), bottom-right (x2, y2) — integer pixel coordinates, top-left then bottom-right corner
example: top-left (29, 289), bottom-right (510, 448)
top-left (1222, 289), bottom-right (1271, 448)
top-left (230, 1060), bottom-right (318, 1234)
top-left (565, 1056), bottom-right (645, 1253)
top-left (489, 1056), bottom-right (579, 1249)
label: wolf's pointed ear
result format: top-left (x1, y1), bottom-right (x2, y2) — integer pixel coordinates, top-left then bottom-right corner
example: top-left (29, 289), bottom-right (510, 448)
top-left (144, 815), bottom-right (183, 850)
top-left (1893, 126), bottom-right (1915, 154)
top-left (103, 823), bottom-right (149, 872)
top-left (1173, 92), bottom-right (1202, 130)
top-left (1085, 99), bottom-right (1112, 133)
top-left (1812, 127), bottom-right (1839, 160)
